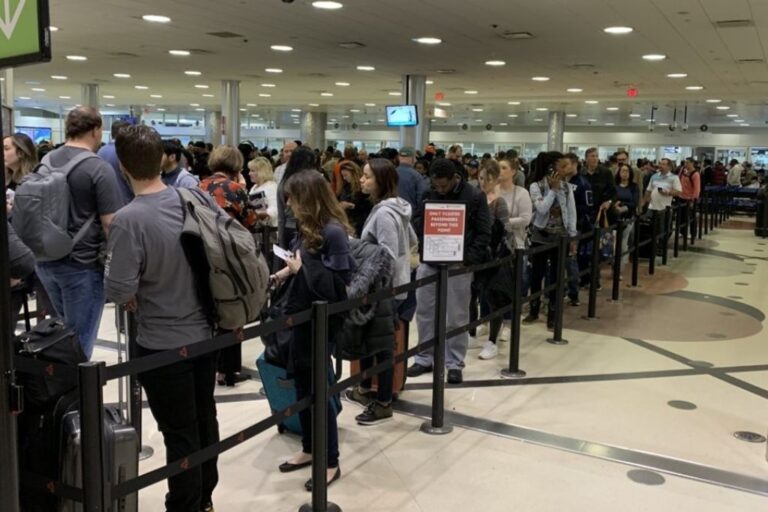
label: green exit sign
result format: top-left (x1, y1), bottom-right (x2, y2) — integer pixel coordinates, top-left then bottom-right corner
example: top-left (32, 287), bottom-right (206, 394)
top-left (0, 0), bottom-right (51, 68)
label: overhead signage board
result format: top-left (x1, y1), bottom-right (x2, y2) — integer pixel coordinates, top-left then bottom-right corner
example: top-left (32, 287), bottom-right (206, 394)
top-left (422, 201), bottom-right (466, 264)
top-left (0, 0), bottom-right (51, 69)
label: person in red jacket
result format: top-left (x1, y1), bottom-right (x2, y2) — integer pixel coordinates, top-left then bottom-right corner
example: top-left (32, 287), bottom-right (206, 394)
top-left (677, 157), bottom-right (701, 241)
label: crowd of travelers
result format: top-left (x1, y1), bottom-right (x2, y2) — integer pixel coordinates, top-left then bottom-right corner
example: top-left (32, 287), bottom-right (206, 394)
top-left (4, 107), bottom-right (760, 511)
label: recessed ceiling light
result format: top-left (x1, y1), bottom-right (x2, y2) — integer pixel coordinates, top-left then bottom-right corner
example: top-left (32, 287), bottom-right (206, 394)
top-left (308, 103), bottom-right (320, 107)
top-left (195, 108), bottom-right (205, 111)
top-left (150, 94), bottom-right (163, 98)
top-left (134, 85), bottom-right (149, 90)
top-left (261, 83), bottom-right (276, 88)
top-left (716, 105), bottom-right (730, 110)
top-left (239, 108), bottom-right (247, 112)
top-left (658, 123), bottom-right (669, 126)
top-left (184, 70), bottom-right (202, 76)
top-left (113, 73), bottom-right (131, 78)
top-left (312, 1), bottom-right (343, 9)
top-left (265, 68), bottom-right (283, 73)
top-left (705, 98), bottom-right (721, 103)
top-left (157, 108), bottom-right (166, 112)
top-left (499, 122), bottom-right (509, 126)
top-left (18, 96), bottom-right (31, 100)
top-left (566, 114), bottom-right (578, 118)
top-left (534, 118), bottom-right (544, 122)
top-left (726, 114), bottom-right (738, 117)
top-left (271, 45), bottom-right (293, 52)
top-left (413, 37), bottom-right (442, 45)
top-left (321, 92), bottom-right (334, 97)
top-left (335, 82), bottom-right (350, 86)
top-left (330, 118), bottom-right (337, 122)
top-left (646, 118), bottom-right (654, 122)
top-left (202, 94), bottom-right (214, 98)
top-left (535, 107), bottom-right (548, 111)
top-left (604, 26), bottom-right (633, 34)
top-left (464, 90), bottom-right (479, 94)
top-left (389, 91), bottom-right (402, 96)
top-left (343, 115), bottom-right (350, 119)
top-left (66, 55), bottom-right (87, 61)
top-left (364, 103), bottom-right (376, 107)
top-left (291, 114), bottom-right (300, 118)
top-left (31, 87), bottom-right (45, 92)
top-left (194, 84), bottom-right (209, 89)
top-left (106, 104), bottom-right (116, 107)
top-left (472, 108), bottom-right (484, 112)
top-left (258, 93), bottom-right (271, 97)
top-left (190, 103), bottom-right (200, 107)
top-left (485, 60), bottom-right (506, 66)
top-left (734, 119), bottom-right (745, 122)
top-left (246, 103), bottom-right (257, 107)
top-left (350, 109), bottom-right (360, 113)
top-left (142, 14), bottom-right (171, 23)
top-left (740, 123), bottom-right (750, 127)
top-left (585, 100), bottom-right (599, 104)
top-left (49, 26), bottom-right (59, 32)
top-left (606, 107), bottom-right (619, 111)
top-left (508, 114), bottom-right (518, 118)
top-left (629, 113), bottom-right (641, 118)
top-left (51, 75), bottom-right (67, 80)
top-left (438, 102), bottom-right (451, 106)
top-left (103, 95), bottom-right (115, 99)
top-left (588, 118), bottom-right (598, 122)
top-left (567, 88), bottom-right (583, 93)
top-left (642, 54), bottom-right (667, 61)
top-left (605, 122), bottom-right (615, 126)
top-left (667, 73), bottom-right (687, 78)
top-left (58, 95), bottom-right (71, 99)
top-left (356, 65), bottom-right (375, 71)
top-left (686, 85), bottom-right (704, 90)
top-left (377, 119), bottom-right (385, 122)
top-left (169, 50), bottom-right (191, 56)
top-left (426, 80), bottom-right (434, 85)
top-left (531, 76), bottom-right (550, 81)
top-left (508, 101), bottom-right (521, 105)
top-left (146, 103), bottom-right (156, 107)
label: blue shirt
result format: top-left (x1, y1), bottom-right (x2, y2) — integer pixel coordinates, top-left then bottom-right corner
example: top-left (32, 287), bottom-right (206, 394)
top-left (396, 164), bottom-right (428, 217)
top-left (97, 142), bottom-right (133, 205)
top-left (530, 180), bottom-right (578, 237)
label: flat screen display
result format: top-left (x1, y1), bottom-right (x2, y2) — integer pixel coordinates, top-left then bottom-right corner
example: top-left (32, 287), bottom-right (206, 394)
top-left (16, 126), bottom-right (53, 144)
top-left (386, 105), bottom-right (418, 127)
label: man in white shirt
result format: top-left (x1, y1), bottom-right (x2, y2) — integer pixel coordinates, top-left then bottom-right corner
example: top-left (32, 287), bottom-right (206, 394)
top-left (727, 159), bottom-right (744, 187)
top-left (642, 158), bottom-right (682, 249)
top-left (273, 141), bottom-right (298, 184)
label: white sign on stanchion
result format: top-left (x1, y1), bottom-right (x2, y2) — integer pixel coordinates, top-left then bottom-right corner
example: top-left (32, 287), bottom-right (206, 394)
top-left (422, 201), bottom-right (466, 264)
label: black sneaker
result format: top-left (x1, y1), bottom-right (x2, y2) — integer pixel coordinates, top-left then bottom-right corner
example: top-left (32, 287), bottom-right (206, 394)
top-left (355, 402), bottom-right (393, 425)
top-left (447, 369), bottom-right (463, 384)
top-left (406, 363), bottom-right (432, 377)
top-left (200, 501), bottom-right (214, 512)
top-left (568, 297), bottom-right (581, 307)
top-left (344, 387), bottom-right (375, 408)
top-left (522, 314), bottom-right (538, 325)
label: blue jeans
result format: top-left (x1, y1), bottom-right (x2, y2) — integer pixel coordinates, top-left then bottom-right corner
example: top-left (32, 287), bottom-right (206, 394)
top-left (36, 260), bottom-right (105, 359)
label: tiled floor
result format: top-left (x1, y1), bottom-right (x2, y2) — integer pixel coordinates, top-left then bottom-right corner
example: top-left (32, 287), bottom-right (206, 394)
top-left (80, 220), bottom-right (768, 511)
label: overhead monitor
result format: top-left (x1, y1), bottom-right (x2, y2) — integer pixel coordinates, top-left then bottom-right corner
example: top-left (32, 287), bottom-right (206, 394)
top-left (386, 105), bottom-right (418, 127)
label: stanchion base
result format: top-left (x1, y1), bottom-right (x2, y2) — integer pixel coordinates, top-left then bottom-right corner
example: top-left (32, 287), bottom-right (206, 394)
top-left (420, 421), bottom-right (454, 435)
top-left (139, 445), bottom-right (154, 461)
top-left (546, 338), bottom-right (569, 346)
top-left (299, 502), bottom-right (341, 512)
top-left (500, 369), bottom-right (527, 379)
top-left (580, 315), bottom-right (599, 321)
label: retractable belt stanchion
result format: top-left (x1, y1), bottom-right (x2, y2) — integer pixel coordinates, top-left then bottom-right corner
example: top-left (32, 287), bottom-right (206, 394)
top-left (697, 198), bottom-right (704, 240)
top-left (631, 221), bottom-right (640, 287)
top-left (301, 301), bottom-right (341, 512)
top-left (546, 236), bottom-right (569, 345)
top-left (661, 207), bottom-right (671, 266)
top-left (420, 265), bottom-right (453, 435)
top-left (127, 312), bottom-right (154, 461)
top-left (611, 221), bottom-right (623, 301)
top-left (501, 249), bottom-right (526, 379)
top-left (673, 205), bottom-right (681, 257)
top-left (79, 362), bottom-right (108, 512)
top-left (688, 201), bottom-right (695, 247)
top-left (703, 192), bottom-right (709, 236)
top-left (649, 210), bottom-right (658, 275)
top-left (587, 228), bottom-right (601, 319)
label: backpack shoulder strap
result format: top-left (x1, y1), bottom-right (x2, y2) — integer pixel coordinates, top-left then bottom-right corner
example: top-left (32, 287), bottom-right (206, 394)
top-left (56, 151), bottom-right (99, 177)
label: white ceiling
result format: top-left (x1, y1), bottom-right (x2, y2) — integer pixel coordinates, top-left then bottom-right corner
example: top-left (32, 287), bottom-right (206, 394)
top-left (7, 0), bottom-right (768, 129)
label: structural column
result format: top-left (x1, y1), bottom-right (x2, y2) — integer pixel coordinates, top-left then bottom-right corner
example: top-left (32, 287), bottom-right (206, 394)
top-left (206, 111), bottom-right (222, 146)
top-left (1, 69), bottom-right (14, 108)
top-left (300, 111), bottom-right (328, 150)
top-left (547, 111), bottom-right (565, 152)
top-left (221, 80), bottom-right (240, 146)
top-left (81, 83), bottom-right (99, 109)
top-left (399, 74), bottom-right (428, 151)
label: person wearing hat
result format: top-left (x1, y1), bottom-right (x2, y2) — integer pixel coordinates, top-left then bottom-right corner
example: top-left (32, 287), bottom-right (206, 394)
top-left (397, 146), bottom-right (429, 216)
top-left (465, 159), bottom-right (480, 188)
top-left (408, 158), bottom-right (492, 384)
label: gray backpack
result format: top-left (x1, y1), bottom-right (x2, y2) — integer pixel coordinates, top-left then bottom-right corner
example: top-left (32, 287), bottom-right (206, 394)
top-left (11, 152), bottom-right (98, 262)
top-left (176, 188), bottom-right (270, 330)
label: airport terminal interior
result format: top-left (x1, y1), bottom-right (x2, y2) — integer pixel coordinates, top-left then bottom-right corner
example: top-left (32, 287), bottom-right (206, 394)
top-left (3, 0), bottom-right (768, 511)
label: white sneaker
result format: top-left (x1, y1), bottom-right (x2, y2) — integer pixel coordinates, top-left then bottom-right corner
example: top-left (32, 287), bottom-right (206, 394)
top-left (468, 336), bottom-right (484, 349)
top-left (476, 324), bottom-right (489, 337)
top-left (498, 326), bottom-right (511, 342)
top-left (478, 341), bottom-right (499, 360)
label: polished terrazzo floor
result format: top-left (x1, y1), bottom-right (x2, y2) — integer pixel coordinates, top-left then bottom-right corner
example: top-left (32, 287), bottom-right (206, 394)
top-left (75, 219), bottom-right (768, 511)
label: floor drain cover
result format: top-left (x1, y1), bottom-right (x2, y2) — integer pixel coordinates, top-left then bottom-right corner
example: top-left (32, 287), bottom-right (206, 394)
top-left (733, 431), bottom-right (767, 443)
top-left (735, 282), bottom-right (749, 286)
top-left (627, 469), bottom-right (666, 486)
top-left (688, 360), bottom-right (714, 368)
top-left (668, 400), bottom-right (697, 410)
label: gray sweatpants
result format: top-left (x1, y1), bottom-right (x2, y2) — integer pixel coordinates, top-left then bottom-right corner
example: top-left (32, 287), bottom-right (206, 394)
top-left (413, 264), bottom-right (473, 370)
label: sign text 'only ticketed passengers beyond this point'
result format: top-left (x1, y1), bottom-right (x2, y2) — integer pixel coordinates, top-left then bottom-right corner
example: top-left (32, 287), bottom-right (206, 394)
top-left (422, 201), bottom-right (466, 264)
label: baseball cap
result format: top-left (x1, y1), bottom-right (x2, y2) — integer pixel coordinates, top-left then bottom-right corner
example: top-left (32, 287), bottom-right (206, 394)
top-left (467, 160), bottom-right (479, 168)
top-left (399, 146), bottom-right (416, 157)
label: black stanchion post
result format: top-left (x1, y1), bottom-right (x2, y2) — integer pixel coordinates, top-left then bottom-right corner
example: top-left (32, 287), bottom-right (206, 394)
top-left (631, 220), bottom-right (640, 287)
top-left (421, 265), bottom-right (453, 435)
top-left (79, 362), bottom-right (108, 512)
top-left (688, 201), bottom-right (695, 246)
top-left (649, 210), bottom-right (659, 275)
top-left (703, 192), bottom-right (709, 236)
top-left (546, 236), bottom-right (569, 345)
top-left (661, 207), bottom-right (671, 266)
top-left (587, 228), bottom-right (600, 319)
top-left (611, 221), bottom-right (623, 301)
top-left (501, 249), bottom-right (526, 379)
top-left (673, 205), bottom-right (681, 257)
top-left (126, 312), bottom-right (154, 461)
top-left (301, 301), bottom-right (341, 512)
top-left (697, 198), bottom-right (704, 240)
